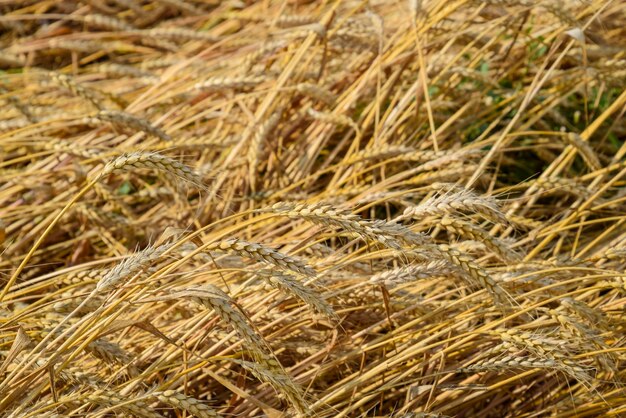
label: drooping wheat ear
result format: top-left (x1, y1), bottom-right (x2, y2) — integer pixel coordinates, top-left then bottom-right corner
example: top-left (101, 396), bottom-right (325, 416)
top-left (248, 111), bottom-right (282, 189)
top-left (434, 244), bottom-right (512, 306)
top-left (49, 38), bottom-right (124, 54)
top-left (593, 247), bottom-right (626, 265)
top-left (161, 285), bottom-right (280, 370)
top-left (0, 119), bottom-right (29, 131)
top-left (564, 133), bottom-right (601, 170)
top-left (258, 269), bottom-right (337, 321)
top-left (46, 72), bottom-right (105, 110)
top-left (82, 14), bottom-right (135, 31)
top-left (134, 27), bottom-right (218, 42)
top-left (276, 22), bottom-right (327, 40)
top-left (206, 238), bottom-right (316, 277)
top-left (400, 187), bottom-right (508, 225)
top-left (95, 63), bottom-right (158, 81)
top-left (462, 354), bottom-right (565, 373)
top-left (560, 297), bottom-right (608, 329)
top-left (83, 389), bottom-right (162, 418)
top-left (85, 110), bottom-right (171, 142)
top-left (151, 391), bottom-right (220, 418)
top-left (230, 358), bottom-right (308, 416)
top-left (85, 338), bottom-right (133, 366)
top-left (369, 261), bottom-right (452, 287)
top-left (52, 291), bottom-right (102, 314)
top-left (396, 149), bottom-right (448, 163)
top-left (275, 14), bottom-right (320, 28)
top-left (437, 216), bottom-right (521, 261)
top-left (27, 356), bottom-right (102, 388)
top-left (597, 277), bottom-right (626, 292)
top-left (263, 202), bottom-right (428, 250)
top-left (76, 196), bottom-right (133, 225)
top-left (397, 413), bottom-right (451, 418)
top-left (532, 177), bottom-right (592, 198)
top-left (307, 108), bottom-right (360, 136)
top-left (0, 50), bottom-right (25, 67)
top-left (292, 83), bottom-right (336, 105)
top-left (194, 75), bottom-right (266, 91)
top-left (330, 32), bottom-right (378, 53)
top-left (547, 305), bottom-right (617, 373)
top-left (242, 40), bottom-right (288, 70)
top-left (99, 152), bottom-right (205, 189)
top-left (96, 243), bottom-right (171, 292)
top-left (344, 145), bottom-right (415, 165)
top-left (506, 214), bottom-right (544, 230)
top-left (547, 308), bottom-right (596, 340)
top-left (41, 140), bottom-right (103, 159)
top-left (157, 0), bottom-right (203, 14)
top-left (420, 154), bottom-right (479, 173)
top-left (112, 0), bottom-right (148, 15)
top-left (495, 329), bottom-right (592, 382)
top-left (61, 269), bottom-right (104, 286)
top-left (4, 94), bottom-right (36, 122)
top-left (406, 165), bottom-right (479, 186)
top-left (494, 329), bottom-right (555, 357)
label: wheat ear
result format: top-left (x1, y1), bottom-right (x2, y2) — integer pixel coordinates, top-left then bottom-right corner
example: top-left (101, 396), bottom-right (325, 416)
top-left (206, 238), bottom-right (316, 277)
top-left (85, 110), bottom-right (171, 142)
top-left (151, 391), bottom-right (220, 418)
top-left (84, 389), bottom-right (162, 418)
top-left (438, 216), bottom-right (521, 261)
top-left (434, 244), bottom-right (512, 306)
top-left (194, 75), bottom-right (266, 91)
top-left (157, 285), bottom-right (281, 370)
top-left (369, 261), bottom-right (452, 287)
top-left (99, 152), bottom-right (205, 189)
top-left (401, 187), bottom-right (508, 225)
top-left (264, 202), bottom-right (428, 250)
top-left (258, 269), bottom-right (337, 321)
top-left (230, 358), bottom-right (308, 416)
top-left (96, 243), bottom-right (171, 292)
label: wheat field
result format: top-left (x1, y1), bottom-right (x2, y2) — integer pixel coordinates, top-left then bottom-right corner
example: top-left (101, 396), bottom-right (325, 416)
top-left (0, 0), bottom-right (625, 417)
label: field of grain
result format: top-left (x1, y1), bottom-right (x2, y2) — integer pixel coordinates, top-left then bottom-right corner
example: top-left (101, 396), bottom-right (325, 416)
top-left (1, 1), bottom-right (625, 417)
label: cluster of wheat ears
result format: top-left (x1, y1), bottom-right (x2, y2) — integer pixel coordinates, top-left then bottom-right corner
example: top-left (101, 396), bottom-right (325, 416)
top-left (0, 0), bottom-right (625, 417)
